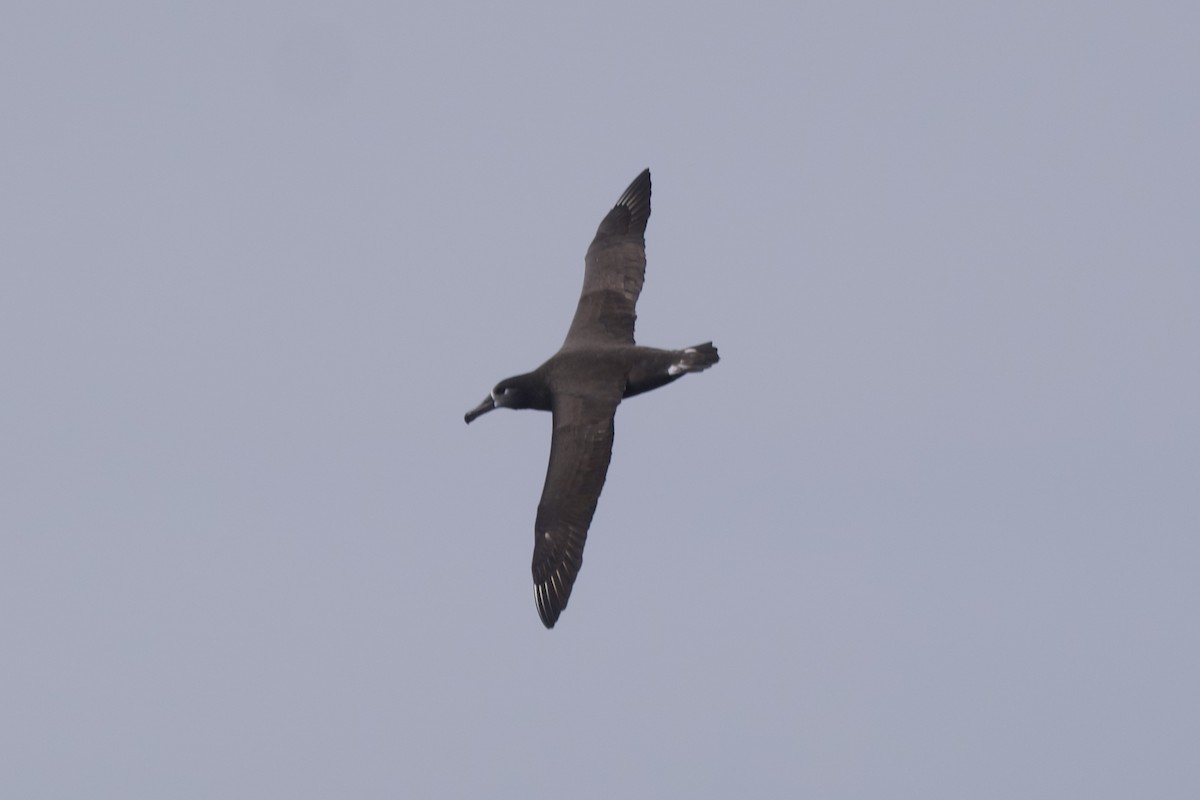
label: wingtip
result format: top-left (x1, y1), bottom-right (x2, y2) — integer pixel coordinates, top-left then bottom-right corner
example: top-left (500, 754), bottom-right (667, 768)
top-left (625, 168), bottom-right (650, 198)
top-left (613, 169), bottom-right (652, 233)
top-left (535, 584), bottom-right (562, 628)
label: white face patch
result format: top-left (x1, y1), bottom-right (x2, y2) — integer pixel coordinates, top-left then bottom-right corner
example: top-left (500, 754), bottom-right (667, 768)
top-left (543, 531), bottom-right (552, 541)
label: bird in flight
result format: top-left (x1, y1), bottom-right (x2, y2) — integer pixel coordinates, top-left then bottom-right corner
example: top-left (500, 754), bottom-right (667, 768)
top-left (465, 169), bottom-right (719, 628)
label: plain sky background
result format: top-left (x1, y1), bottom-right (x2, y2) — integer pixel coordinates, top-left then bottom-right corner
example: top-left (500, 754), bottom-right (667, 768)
top-left (3, 2), bottom-right (1198, 797)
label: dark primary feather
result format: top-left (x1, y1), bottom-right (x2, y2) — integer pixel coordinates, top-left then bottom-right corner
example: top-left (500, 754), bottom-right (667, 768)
top-left (531, 389), bottom-right (622, 628)
top-left (563, 169), bottom-right (651, 348)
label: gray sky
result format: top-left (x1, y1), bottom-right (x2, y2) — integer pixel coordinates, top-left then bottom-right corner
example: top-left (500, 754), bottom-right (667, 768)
top-left (3, 2), bottom-right (1198, 797)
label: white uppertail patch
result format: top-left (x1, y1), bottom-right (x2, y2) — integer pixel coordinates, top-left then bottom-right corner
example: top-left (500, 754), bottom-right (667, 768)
top-left (668, 348), bottom-right (701, 376)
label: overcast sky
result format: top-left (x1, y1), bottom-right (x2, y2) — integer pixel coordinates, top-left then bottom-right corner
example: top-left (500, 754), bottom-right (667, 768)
top-left (3, 2), bottom-right (1198, 798)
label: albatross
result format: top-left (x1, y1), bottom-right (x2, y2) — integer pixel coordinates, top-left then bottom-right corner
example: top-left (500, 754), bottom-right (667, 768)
top-left (465, 169), bottom-right (719, 628)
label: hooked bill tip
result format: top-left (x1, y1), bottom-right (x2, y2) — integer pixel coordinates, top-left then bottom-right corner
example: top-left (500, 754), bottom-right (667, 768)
top-left (464, 395), bottom-right (495, 424)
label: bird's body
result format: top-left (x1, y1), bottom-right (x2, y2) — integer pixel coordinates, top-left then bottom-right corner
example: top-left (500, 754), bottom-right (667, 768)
top-left (465, 169), bottom-right (718, 628)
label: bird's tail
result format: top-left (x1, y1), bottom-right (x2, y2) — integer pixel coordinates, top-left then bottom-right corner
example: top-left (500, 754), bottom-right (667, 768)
top-left (670, 342), bottom-right (719, 375)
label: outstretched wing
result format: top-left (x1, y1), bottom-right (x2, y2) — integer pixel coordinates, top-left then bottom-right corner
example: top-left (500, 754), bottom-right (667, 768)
top-left (531, 390), bottom-right (622, 628)
top-left (563, 169), bottom-right (651, 348)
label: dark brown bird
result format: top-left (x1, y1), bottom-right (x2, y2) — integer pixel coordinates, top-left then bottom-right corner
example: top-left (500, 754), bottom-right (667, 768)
top-left (465, 169), bottom-right (718, 628)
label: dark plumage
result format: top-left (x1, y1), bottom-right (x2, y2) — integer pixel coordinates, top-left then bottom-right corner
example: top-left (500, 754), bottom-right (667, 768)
top-left (465, 169), bottom-right (718, 628)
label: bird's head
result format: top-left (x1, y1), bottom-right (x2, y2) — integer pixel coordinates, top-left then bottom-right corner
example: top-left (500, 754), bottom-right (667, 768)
top-left (464, 374), bottom-right (544, 423)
